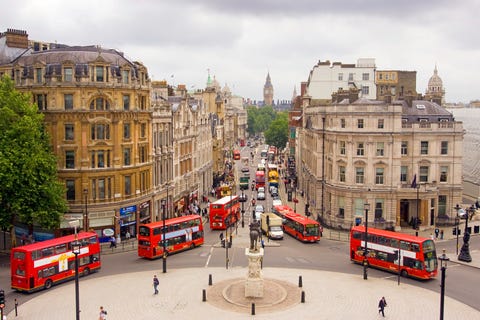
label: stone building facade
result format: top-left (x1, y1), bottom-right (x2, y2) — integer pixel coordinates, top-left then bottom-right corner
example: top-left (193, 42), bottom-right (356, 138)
top-left (375, 70), bottom-right (417, 101)
top-left (0, 29), bottom-right (153, 238)
top-left (299, 92), bottom-right (463, 231)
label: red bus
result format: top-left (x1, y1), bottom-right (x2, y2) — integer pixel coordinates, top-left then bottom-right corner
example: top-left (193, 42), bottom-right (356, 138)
top-left (11, 232), bottom-right (101, 292)
top-left (138, 215), bottom-right (204, 259)
top-left (283, 212), bottom-right (321, 242)
top-left (233, 150), bottom-right (241, 160)
top-left (255, 171), bottom-right (266, 190)
top-left (272, 204), bottom-right (295, 219)
top-left (350, 226), bottom-right (438, 280)
top-left (209, 195), bottom-right (241, 230)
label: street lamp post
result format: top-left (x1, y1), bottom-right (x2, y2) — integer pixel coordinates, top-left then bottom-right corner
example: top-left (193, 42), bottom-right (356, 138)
top-left (438, 250), bottom-right (449, 320)
top-left (363, 202), bottom-right (370, 280)
top-left (458, 205), bottom-right (473, 262)
top-left (415, 185), bottom-right (420, 236)
top-left (241, 189), bottom-right (245, 228)
top-left (161, 199), bottom-right (167, 273)
top-left (69, 220), bottom-right (81, 320)
top-left (83, 188), bottom-right (88, 232)
top-left (454, 204), bottom-right (461, 255)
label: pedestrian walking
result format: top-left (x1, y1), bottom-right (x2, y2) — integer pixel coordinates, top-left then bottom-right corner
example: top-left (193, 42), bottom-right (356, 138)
top-left (378, 296), bottom-right (387, 317)
top-left (109, 236), bottom-right (117, 248)
top-left (99, 306), bottom-right (107, 320)
top-left (153, 275), bottom-right (159, 295)
top-left (125, 230), bottom-right (131, 240)
top-left (440, 229), bottom-right (444, 239)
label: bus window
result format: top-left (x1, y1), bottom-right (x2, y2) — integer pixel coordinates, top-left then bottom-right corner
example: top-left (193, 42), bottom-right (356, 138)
top-left (13, 251), bottom-right (25, 260)
top-left (55, 244), bottom-right (67, 254)
top-left (412, 243), bottom-right (420, 252)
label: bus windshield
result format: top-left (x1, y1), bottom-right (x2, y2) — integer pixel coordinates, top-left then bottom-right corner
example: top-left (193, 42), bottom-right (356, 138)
top-left (305, 224), bottom-right (319, 236)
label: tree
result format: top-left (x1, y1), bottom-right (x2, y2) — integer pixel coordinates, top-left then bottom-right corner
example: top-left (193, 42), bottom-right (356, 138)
top-left (265, 112), bottom-right (288, 149)
top-left (0, 76), bottom-right (67, 242)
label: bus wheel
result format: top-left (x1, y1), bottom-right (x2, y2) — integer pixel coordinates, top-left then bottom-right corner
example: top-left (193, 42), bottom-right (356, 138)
top-left (190, 243), bottom-right (195, 250)
top-left (83, 267), bottom-right (91, 276)
top-left (44, 279), bottom-right (53, 290)
top-left (401, 269), bottom-right (408, 278)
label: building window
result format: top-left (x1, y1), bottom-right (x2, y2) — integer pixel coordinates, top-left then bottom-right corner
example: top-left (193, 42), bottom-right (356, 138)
top-left (35, 94), bottom-right (47, 110)
top-left (338, 197), bottom-right (345, 218)
top-left (401, 141), bottom-right (408, 156)
top-left (338, 73), bottom-right (343, 81)
top-left (35, 68), bottom-right (43, 83)
top-left (64, 94), bottom-right (73, 110)
top-left (64, 67), bottom-right (73, 82)
top-left (122, 70), bottom-right (129, 84)
top-left (65, 150), bottom-right (75, 169)
top-left (340, 118), bottom-right (346, 128)
top-left (123, 95), bottom-right (130, 110)
top-left (375, 168), bottom-right (384, 184)
top-left (440, 141), bottom-right (448, 155)
top-left (357, 119), bottom-right (364, 129)
top-left (339, 166), bottom-right (346, 182)
top-left (141, 123), bottom-right (146, 138)
top-left (374, 199), bottom-right (384, 220)
top-left (355, 167), bottom-right (364, 184)
top-left (65, 124), bottom-right (74, 141)
top-left (66, 179), bottom-right (75, 201)
top-left (91, 124), bottom-right (110, 140)
top-left (377, 119), bottom-right (384, 129)
top-left (362, 73), bottom-right (369, 81)
top-left (124, 147), bottom-right (131, 166)
top-left (124, 123), bottom-right (131, 139)
top-left (356, 142), bottom-right (365, 156)
top-left (348, 73), bottom-right (354, 81)
top-left (376, 142), bottom-right (385, 156)
top-left (420, 141), bottom-right (429, 155)
top-left (90, 97), bottom-right (110, 110)
top-left (438, 195), bottom-right (447, 215)
top-left (139, 146), bottom-right (147, 163)
top-left (419, 166), bottom-right (429, 182)
top-left (339, 141), bottom-right (346, 155)
top-left (124, 175), bottom-right (131, 196)
top-left (361, 86), bottom-right (369, 95)
top-left (95, 66), bottom-right (104, 82)
top-left (440, 166), bottom-right (448, 182)
top-left (400, 166), bottom-right (408, 182)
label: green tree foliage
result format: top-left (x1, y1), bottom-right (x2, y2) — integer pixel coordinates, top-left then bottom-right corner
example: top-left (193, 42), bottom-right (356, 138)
top-left (265, 112), bottom-right (288, 149)
top-left (246, 105), bottom-right (276, 135)
top-left (0, 76), bottom-right (67, 235)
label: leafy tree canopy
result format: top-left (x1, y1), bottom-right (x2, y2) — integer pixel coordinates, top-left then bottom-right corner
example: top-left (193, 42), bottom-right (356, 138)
top-left (246, 105), bottom-right (289, 149)
top-left (0, 76), bottom-right (67, 233)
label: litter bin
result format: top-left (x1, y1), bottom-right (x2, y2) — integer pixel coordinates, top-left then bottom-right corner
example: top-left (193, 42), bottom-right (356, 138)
top-left (474, 225), bottom-right (480, 234)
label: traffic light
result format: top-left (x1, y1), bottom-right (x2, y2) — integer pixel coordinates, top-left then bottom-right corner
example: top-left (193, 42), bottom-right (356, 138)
top-left (0, 289), bottom-right (5, 305)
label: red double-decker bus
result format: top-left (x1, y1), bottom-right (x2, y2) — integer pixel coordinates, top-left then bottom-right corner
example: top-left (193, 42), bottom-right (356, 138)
top-left (138, 215), bottom-right (204, 259)
top-left (209, 195), bottom-right (241, 230)
top-left (350, 226), bottom-right (438, 280)
top-left (11, 232), bottom-right (101, 292)
top-left (283, 212), bottom-right (321, 242)
top-left (233, 150), bottom-right (241, 160)
top-left (255, 171), bottom-right (265, 190)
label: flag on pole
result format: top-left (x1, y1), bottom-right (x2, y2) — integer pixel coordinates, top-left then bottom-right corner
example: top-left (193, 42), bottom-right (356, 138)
top-left (411, 174), bottom-right (417, 188)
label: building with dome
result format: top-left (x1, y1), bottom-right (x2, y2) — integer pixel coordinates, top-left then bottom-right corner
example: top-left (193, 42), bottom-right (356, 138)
top-left (425, 65), bottom-right (445, 106)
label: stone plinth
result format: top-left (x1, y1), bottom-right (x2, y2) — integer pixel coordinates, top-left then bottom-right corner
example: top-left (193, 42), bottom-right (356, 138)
top-left (245, 248), bottom-right (264, 298)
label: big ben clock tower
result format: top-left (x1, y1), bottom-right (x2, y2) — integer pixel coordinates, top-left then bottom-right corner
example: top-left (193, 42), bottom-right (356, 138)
top-left (263, 72), bottom-right (274, 106)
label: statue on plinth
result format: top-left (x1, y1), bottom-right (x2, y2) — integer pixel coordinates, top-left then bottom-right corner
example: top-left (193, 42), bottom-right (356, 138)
top-left (249, 220), bottom-right (262, 252)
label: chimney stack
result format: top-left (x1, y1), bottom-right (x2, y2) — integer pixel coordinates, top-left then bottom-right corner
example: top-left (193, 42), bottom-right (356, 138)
top-left (5, 28), bottom-right (28, 49)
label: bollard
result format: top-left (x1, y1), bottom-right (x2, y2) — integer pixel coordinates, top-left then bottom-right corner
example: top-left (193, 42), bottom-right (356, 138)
top-left (202, 289), bottom-right (206, 302)
top-left (15, 298), bottom-right (18, 316)
top-left (208, 274), bottom-right (212, 286)
top-left (251, 303), bottom-right (256, 315)
top-left (301, 290), bottom-right (305, 303)
top-left (298, 275), bottom-right (303, 287)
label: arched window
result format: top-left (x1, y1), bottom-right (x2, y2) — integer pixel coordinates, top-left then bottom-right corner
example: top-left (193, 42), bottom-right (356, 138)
top-left (90, 97), bottom-right (110, 110)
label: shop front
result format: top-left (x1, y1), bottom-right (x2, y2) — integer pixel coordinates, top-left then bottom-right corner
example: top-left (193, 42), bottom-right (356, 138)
top-left (119, 205), bottom-right (137, 239)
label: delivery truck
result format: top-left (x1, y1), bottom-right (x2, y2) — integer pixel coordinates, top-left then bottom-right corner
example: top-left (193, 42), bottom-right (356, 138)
top-left (260, 212), bottom-right (284, 240)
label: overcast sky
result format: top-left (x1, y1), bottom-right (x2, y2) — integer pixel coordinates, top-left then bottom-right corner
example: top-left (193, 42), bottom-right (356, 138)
top-left (3, 0), bottom-right (479, 103)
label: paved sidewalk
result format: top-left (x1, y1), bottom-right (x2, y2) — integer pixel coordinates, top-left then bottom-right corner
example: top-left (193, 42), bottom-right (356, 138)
top-left (7, 266), bottom-right (479, 320)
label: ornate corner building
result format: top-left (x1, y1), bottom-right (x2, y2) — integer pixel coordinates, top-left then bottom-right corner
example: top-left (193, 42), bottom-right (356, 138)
top-left (0, 29), bottom-right (153, 237)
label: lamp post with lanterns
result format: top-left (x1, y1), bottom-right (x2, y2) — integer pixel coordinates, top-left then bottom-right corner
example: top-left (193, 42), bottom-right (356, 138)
top-left (363, 202), bottom-right (370, 280)
top-left (83, 188), bottom-right (88, 232)
top-left (438, 250), bottom-right (449, 320)
top-left (161, 199), bottom-right (167, 273)
top-left (69, 220), bottom-right (81, 320)
top-left (458, 205), bottom-right (473, 262)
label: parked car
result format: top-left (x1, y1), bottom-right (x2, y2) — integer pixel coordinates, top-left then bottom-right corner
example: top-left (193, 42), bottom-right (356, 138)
top-left (257, 192), bottom-right (266, 200)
